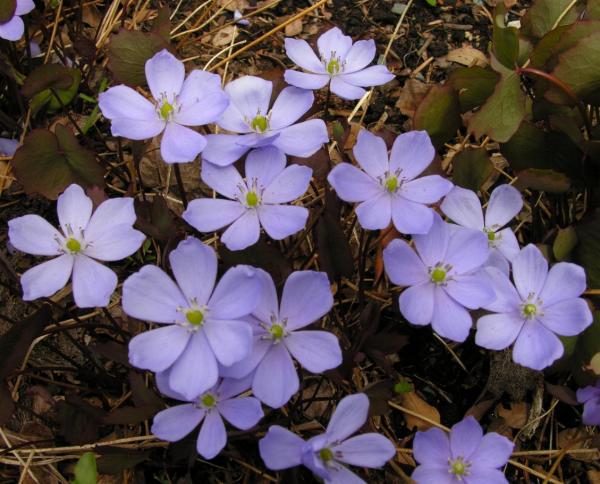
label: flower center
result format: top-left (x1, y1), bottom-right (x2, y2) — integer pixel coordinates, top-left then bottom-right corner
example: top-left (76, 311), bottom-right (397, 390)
top-left (186, 309), bottom-right (204, 326)
top-left (486, 230), bottom-right (496, 241)
top-left (159, 101), bottom-right (174, 121)
top-left (385, 175), bottom-right (399, 193)
top-left (246, 191), bottom-right (259, 207)
top-left (448, 456), bottom-right (471, 479)
top-left (65, 238), bottom-right (82, 253)
top-left (269, 323), bottom-right (285, 341)
top-left (319, 447), bottom-right (334, 462)
top-left (431, 267), bottom-right (446, 284)
top-left (326, 58), bottom-right (340, 75)
top-left (523, 303), bottom-right (537, 317)
top-left (251, 114), bottom-right (269, 133)
top-left (201, 393), bottom-right (216, 408)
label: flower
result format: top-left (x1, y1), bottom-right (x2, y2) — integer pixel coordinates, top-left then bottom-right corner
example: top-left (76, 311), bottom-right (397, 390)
top-left (284, 27), bottom-right (395, 100)
top-left (259, 393), bottom-right (396, 483)
top-left (201, 75), bottom-right (328, 166)
top-left (328, 130), bottom-right (453, 234)
top-left (412, 416), bottom-right (513, 484)
top-left (0, 138), bottom-right (18, 156)
top-left (152, 373), bottom-right (263, 459)
top-left (183, 147), bottom-right (311, 251)
top-left (220, 270), bottom-right (341, 408)
top-left (0, 0), bottom-right (34, 41)
top-left (98, 49), bottom-right (228, 164)
top-left (383, 214), bottom-right (494, 342)
top-left (123, 237), bottom-right (261, 400)
top-left (8, 184), bottom-right (145, 308)
top-left (441, 184), bottom-right (522, 274)
top-left (475, 244), bottom-right (593, 370)
top-left (577, 380), bottom-right (600, 426)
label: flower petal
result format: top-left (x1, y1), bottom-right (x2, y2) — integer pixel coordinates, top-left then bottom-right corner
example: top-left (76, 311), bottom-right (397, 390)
top-left (128, 325), bottom-right (190, 372)
top-left (333, 433), bottom-right (396, 467)
top-left (83, 215), bottom-right (145, 262)
top-left (399, 283), bottom-right (435, 326)
top-left (252, 270), bottom-right (280, 324)
top-left (284, 70), bottom-right (330, 89)
top-left (440, 186), bottom-right (484, 230)
top-left (98, 85), bottom-right (157, 121)
top-left (328, 163), bottom-right (381, 203)
top-left (383, 239), bottom-right (429, 286)
top-left (258, 205), bottom-right (308, 240)
top-left (169, 237), bottom-right (216, 306)
top-left (317, 27), bottom-right (353, 61)
top-left (340, 65), bottom-right (395, 87)
top-left (494, 227), bottom-right (520, 261)
top-left (469, 432), bottom-right (514, 469)
top-left (197, 411), bottom-right (227, 459)
top-left (353, 129), bottom-right (389, 179)
top-left (84, 197), bottom-right (136, 237)
top-left (391, 196), bottom-right (435, 235)
top-left (482, 266), bottom-right (521, 312)
top-left (449, 416), bottom-right (483, 460)
top-left (280, 271), bottom-right (333, 330)
top-left (512, 320), bottom-right (564, 370)
top-left (540, 262), bottom-right (587, 305)
top-left (122, 265), bottom-right (187, 323)
top-left (145, 49), bottom-right (184, 100)
top-left (412, 466), bottom-right (454, 484)
top-left (218, 396), bottom-right (263, 430)
top-left (401, 175), bottom-right (453, 204)
top-left (326, 393), bottom-right (369, 443)
top-left (413, 213), bottom-right (450, 267)
top-left (389, 131), bottom-right (435, 180)
top-left (540, 298), bottom-right (592, 336)
top-left (284, 38), bottom-right (325, 73)
top-left (356, 192), bottom-right (392, 229)
top-left (245, 146), bottom-right (286, 189)
top-left (259, 425), bottom-right (305, 470)
top-left (183, 199), bottom-right (245, 232)
top-left (204, 319), bottom-right (253, 366)
top-left (202, 134), bottom-right (250, 166)
top-left (477, 311), bottom-right (524, 351)
top-left (21, 255), bottom-right (74, 301)
top-left (330, 76), bottom-right (366, 100)
top-left (272, 119), bottom-right (328, 158)
top-left (253, 344), bottom-right (299, 408)
top-left (168, 331), bottom-right (218, 399)
top-left (8, 215), bottom-right (62, 256)
top-left (327, 464), bottom-right (367, 484)
top-left (109, 117), bottom-right (165, 140)
top-left (413, 427), bottom-right (450, 466)
top-left (72, 255), bottom-right (117, 307)
top-left (485, 184), bottom-right (523, 229)
top-left (512, 244), bottom-right (548, 301)
top-left (217, 374), bottom-right (254, 400)
top-left (201, 160), bottom-right (244, 198)
top-left (152, 404), bottom-right (205, 441)
top-left (155, 369), bottom-right (187, 400)
top-left (285, 330), bottom-right (342, 373)
top-left (221, 210), bottom-right (261, 250)
top-left (0, 15), bottom-right (23, 41)
top-left (343, 39), bottom-right (376, 73)
top-left (445, 227), bottom-right (490, 274)
top-left (160, 123), bottom-right (206, 163)
top-left (219, 336), bottom-right (271, 379)
top-left (174, 70), bottom-right (229, 126)
top-left (269, 86), bottom-right (314, 129)
top-left (432, 287), bottom-right (472, 343)
top-left (57, 184), bottom-right (92, 235)
top-left (445, 274), bottom-right (494, 309)
top-left (224, 75), bottom-right (272, 121)
top-left (209, 265), bottom-right (261, 319)
top-left (262, 165), bottom-right (312, 204)
top-left (466, 468), bottom-right (510, 484)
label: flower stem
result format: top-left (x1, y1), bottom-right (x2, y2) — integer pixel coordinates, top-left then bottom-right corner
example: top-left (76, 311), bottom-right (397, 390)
top-left (173, 163), bottom-right (188, 208)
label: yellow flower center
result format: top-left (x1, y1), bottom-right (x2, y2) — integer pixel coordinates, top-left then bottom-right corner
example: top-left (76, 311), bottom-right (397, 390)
top-left (251, 115), bottom-right (268, 133)
top-left (160, 101), bottom-right (174, 120)
top-left (326, 58), bottom-right (340, 75)
top-left (201, 393), bottom-right (216, 407)
top-left (66, 238), bottom-right (81, 253)
top-left (523, 303), bottom-right (537, 317)
top-left (486, 230), bottom-right (496, 241)
top-left (186, 309), bottom-right (204, 326)
top-left (319, 448), bottom-right (334, 462)
top-left (269, 323), bottom-right (284, 340)
top-left (431, 267), bottom-right (446, 284)
top-left (246, 191), bottom-right (259, 207)
top-left (385, 175), bottom-right (399, 193)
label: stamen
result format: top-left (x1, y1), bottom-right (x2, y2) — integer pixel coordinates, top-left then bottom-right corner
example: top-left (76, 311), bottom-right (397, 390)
top-left (246, 191), bottom-right (259, 207)
top-left (251, 114), bottom-right (269, 133)
top-left (269, 323), bottom-right (285, 341)
top-left (319, 448), bottom-right (334, 462)
top-left (431, 267), bottom-right (446, 284)
top-left (201, 393), bottom-right (216, 407)
top-left (186, 309), bottom-right (204, 326)
top-left (65, 238), bottom-right (81, 253)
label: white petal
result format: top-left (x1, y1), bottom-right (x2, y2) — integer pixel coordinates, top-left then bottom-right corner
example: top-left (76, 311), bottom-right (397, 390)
top-left (8, 215), bottom-right (62, 256)
top-left (160, 123), bottom-right (206, 163)
top-left (484, 184), bottom-right (523, 229)
top-left (21, 255), bottom-right (74, 301)
top-left (512, 244), bottom-right (548, 300)
top-left (258, 205), bottom-right (308, 240)
top-left (221, 210), bottom-right (261, 250)
top-left (224, 75), bottom-right (272, 121)
top-left (183, 198), bottom-right (245, 232)
top-left (145, 49), bottom-right (185, 100)
top-left (57, 184), bottom-right (92, 235)
top-left (72, 255), bottom-right (117, 307)
top-left (269, 86), bottom-right (314, 130)
top-left (201, 160), bottom-right (244, 198)
top-left (440, 186), bottom-right (484, 229)
top-left (169, 237), bottom-right (217, 306)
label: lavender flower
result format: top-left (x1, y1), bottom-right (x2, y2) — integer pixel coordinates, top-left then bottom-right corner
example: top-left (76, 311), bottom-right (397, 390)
top-left (441, 185), bottom-right (522, 274)
top-left (183, 147), bottom-right (311, 251)
top-left (383, 214), bottom-right (494, 342)
top-left (259, 393), bottom-right (396, 483)
top-left (202, 75), bottom-right (328, 166)
top-left (577, 380), bottom-right (600, 425)
top-left (152, 373), bottom-right (263, 459)
top-left (0, 0), bottom-right (34, 41)
top-left (220, 270), bottom-right (341, 408)
top-left (0, 138), bottom-right (18, 156)
top-left (123, 237), bottom-right (261, 400)
top-left (8, 184), bottom-right (145, 308)
top-left (99, 49), bottom-right (228, 163)
top-left (328, 130), bottom-right (453, 234)
top-left (475, 244), bottom-right (593, 370)
top-left (284, 27), bottom-right (395, 100)
top-left (412, 416), bottom-right (513, 484)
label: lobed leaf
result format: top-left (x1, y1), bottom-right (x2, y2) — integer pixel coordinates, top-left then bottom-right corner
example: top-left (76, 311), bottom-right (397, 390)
top-left (451, 147), bottom-right (494, 191)
top-left (413, 84), bottom-right (461, 148)
top-left (521, 0), bottom-right (580, 39)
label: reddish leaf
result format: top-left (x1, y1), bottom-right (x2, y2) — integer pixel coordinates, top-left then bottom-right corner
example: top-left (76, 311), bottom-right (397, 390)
top-left (414, 84), bottom-right (461, 148)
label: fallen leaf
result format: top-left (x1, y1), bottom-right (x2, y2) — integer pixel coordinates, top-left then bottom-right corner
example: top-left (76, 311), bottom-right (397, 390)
top-left (395, 79), bottom-right (429, 117)
top-left (399, 392), bottom-right (441, 431)
top-left (211, 25), bottom-right (237, 47)
top-left (557, 427), bottom-right (600, 462)
top-left (447, 46), bottom-right (488, 67)
top-left (285, 18), bottom-right (303, 36)
top-left (497, 402), bottom-right (529, 429)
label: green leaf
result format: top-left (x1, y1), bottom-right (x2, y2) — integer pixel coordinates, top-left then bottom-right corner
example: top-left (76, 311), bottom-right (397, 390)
top-left (107, 30), bottom-right (169, 86)
top-left (21, 64), bottom-right (74, 98)
top-left (516, 168), bottom-right (570, 193)
top-left (585, 0), bottom-right (600, 19)
top-left (492, 3), bottom-right (519, 68)
top-left (12, 125), bottom-right (105, 200)
top-left (448, 66), bottom-right (499, 112)
top-left (551, 30), bottom-right (600, 105)
top-left (413, 84), bottom-right (461, 148)
top-left (468, 58), bottom-right (527, 142)
top-left (452, 147), bottom-right (494, 191)
top-left (73, 452), bottom-right (98, 484)
top-left (425, 0), bottom-right (436, 6)
top-left (521, 0), bottom-right (580, 39)
top-left (0, 0), bottom-right (16, 24)
top-left (575, 211), bottom-right (600, 288)
top-left (553, 226), bottom-right (578, 261)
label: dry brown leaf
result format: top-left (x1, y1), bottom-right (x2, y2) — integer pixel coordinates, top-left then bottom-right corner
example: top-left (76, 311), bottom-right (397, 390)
top-left (400, 392), bottom-right (441, 431)
top-left (497, 402), bottom-right (529, 429)
top-left (211, 25), bottom-right (237, 47)
top-left (447, 46), bottom-right (488, 67)
top-left (218, 0), bottom-right (249, 12)
top-left (395, 79), bottom-right (429, 118)
top-left (588, 470), bottom-right (600, 484)
top-left (557, 428), bottom-right (600, 462)
top-left (285, 18), bottom-right (303, 36)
